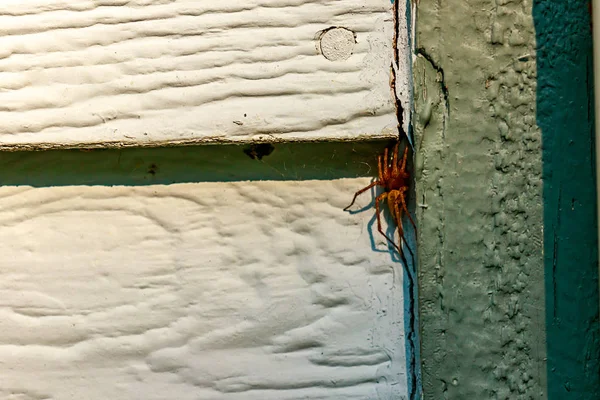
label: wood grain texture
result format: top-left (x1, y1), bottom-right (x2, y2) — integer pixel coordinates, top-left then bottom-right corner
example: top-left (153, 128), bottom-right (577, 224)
top-left (0, 179), bottom-right (410, 399)
top-left (0, 0), bottom-right (408, 149)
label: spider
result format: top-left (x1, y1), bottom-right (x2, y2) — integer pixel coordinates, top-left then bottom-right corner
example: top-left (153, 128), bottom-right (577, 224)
top-left (344, 141), bottom-right (416, 256)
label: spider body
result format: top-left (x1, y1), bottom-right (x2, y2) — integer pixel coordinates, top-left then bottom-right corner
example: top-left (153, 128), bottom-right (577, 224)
top-left (344, 142), bottom-right (416, 255)
top-left (385, 175), bottom-right (408, 191)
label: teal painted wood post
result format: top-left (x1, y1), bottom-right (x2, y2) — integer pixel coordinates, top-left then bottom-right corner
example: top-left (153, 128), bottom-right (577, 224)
top-left (534, 1), bottom-right (600, 398)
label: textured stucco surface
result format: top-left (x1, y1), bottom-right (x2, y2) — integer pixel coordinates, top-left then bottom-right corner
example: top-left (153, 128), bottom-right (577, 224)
top-left (413, 0), bottom-right (546, 398)
top-left (0, 142), bottom-right (414, 399)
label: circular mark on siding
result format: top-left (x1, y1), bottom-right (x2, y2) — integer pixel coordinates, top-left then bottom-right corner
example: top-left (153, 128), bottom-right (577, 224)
top-left (319, 27), bottom-right (356, 61)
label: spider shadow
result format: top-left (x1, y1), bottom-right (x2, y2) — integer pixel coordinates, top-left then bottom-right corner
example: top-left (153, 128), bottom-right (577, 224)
top-left (345, 187), bottom-right (378, 215)
top-left (346, 181), bottom-right (413, 264)
top-left (366, 200), bottom-right (416, 265)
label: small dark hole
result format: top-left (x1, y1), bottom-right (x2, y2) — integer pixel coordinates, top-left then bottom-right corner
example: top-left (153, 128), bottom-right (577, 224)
top-left (243, 143), bottom-right (275, 160)
top-left (148, 163), bottom-right (158, 175)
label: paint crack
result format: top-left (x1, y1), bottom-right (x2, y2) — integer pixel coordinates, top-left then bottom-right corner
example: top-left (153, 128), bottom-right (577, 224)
top-left (415, 47), bottom-right (450, 138)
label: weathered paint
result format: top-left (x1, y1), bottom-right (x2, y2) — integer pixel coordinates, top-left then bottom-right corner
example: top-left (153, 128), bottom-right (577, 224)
top-left (533, 1), bottom-right (600, 398)
top-left (413, 0), bottom-right (546, 398)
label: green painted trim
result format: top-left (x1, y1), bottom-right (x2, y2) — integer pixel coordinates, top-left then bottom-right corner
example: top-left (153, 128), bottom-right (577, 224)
top-left (533, 1), bottom-right (600, 398)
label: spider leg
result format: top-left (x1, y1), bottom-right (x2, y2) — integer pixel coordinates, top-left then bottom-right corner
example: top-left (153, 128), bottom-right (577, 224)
top-left (399, 190), bottom-right (417, 232)
top-left (392, 196), bottom-right (416, 259)
top-left (378, 154), bottom-right (384, 182)
top-left (388, 191), bottom-right (407, 252)
top-left (391, 142), bottom-right (399, 176)
top-left (382, 146), bottom-right (390, 181)
top-left (391, 198), bottom-right (405, 254)
top-left (344, 181), bottom-right (380, 211)
top-left (399, 145), bottom-right (409, 172)
top-left (375, 192), bottom-right (402, 253)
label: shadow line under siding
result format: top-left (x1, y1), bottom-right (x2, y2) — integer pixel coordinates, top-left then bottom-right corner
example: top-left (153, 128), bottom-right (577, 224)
top-left (0, 140), bottom-right (394, 187)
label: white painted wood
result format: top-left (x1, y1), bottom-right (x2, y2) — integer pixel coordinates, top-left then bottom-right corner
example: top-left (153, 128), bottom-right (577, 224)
top-left (0, 179), bottom-right (409, 399)
top-left (0, 0), bottom-right (408, 150)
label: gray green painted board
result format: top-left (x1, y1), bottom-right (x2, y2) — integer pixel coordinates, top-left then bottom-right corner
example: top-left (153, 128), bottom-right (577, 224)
top-left (413, 0), bottom-right (546, 398)
top-left (414, 0), bottom-right (600, 398)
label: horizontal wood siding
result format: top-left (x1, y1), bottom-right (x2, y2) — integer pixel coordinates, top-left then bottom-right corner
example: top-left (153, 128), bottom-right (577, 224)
top-left (0, 177), bottom-right (409, 399)
top-left (0, 0), bottom-right (406, 149)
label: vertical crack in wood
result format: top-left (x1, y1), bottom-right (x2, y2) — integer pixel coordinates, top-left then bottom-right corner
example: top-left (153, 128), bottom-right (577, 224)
top-left (392, 1), bottom-right (418, 399)
top-left (390, 8), bottom-right (406, 143)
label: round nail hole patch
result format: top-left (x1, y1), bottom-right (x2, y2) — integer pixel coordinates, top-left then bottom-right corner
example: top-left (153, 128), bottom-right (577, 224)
top-left (319, 28), bottom-right (356, 61)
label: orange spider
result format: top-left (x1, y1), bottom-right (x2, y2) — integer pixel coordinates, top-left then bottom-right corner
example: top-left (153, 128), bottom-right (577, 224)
top-left (344, 141), bottom-right (416, 256)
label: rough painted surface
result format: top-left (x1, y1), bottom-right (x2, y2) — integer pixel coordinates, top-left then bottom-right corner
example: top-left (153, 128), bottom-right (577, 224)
top-left (413, 0), bottom-right (546, 398)
top-left (534, 1), bottom-right (600, 398)
top-left (0, 0), bottom-right (410, 149)
top-left (0, 143), bottom-right (412, 399)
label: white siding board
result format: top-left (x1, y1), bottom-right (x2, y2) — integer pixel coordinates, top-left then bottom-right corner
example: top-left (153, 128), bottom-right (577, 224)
top-left (0, 0), bottom-right (408, 149)
top-left (0, 179), bottom-right (409, 399)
